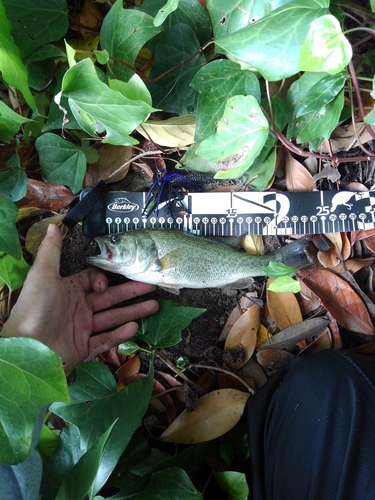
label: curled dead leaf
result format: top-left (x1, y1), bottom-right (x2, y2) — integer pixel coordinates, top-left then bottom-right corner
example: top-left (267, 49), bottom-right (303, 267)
top-left (241, 235), bottom-right (264, 255)
top-left (16, 179), bottom-right (76, 210)
top-left (84, 144), bottom-right (133, 186)
top-left (115, 355), bottom-right (141, 381)
top-left (257, 317), bottom-right (329, 350)
top-left (298, 330), bottom-right (332, 355)
top-left (285, 151), bottom-right (313, 191)
top-left (159, 389), bottom-right (249, 444)
top-left (256, 348), bottom-right (295, 376)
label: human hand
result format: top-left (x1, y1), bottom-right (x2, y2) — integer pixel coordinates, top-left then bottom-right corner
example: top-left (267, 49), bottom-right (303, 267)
top-left (1, 224), bottom-right (159, 374)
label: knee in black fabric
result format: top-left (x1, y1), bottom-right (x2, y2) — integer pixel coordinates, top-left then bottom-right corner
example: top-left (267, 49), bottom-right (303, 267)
top-left (247, 350), bottom-right (375, 500)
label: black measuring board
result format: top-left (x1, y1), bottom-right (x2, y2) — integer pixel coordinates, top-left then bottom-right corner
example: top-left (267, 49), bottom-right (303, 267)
top-left (82, 190), bottom-right (375, 237)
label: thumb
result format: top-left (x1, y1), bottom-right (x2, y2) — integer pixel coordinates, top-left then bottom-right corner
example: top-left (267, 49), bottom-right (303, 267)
top-left (32, 224), bottom-right (62, 277)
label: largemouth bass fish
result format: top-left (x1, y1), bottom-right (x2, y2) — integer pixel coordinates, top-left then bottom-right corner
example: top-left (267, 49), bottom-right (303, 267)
top-left (87, 229), bottom-right (312, 294)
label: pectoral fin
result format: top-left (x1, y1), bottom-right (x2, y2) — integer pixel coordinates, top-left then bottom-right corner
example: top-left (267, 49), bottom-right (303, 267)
top-left (159, 250), bottom-right (181, 270)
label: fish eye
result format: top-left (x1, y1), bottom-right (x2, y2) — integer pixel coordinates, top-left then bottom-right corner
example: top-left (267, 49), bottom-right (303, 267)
top-left (110, 234), bottom-right (120, 244)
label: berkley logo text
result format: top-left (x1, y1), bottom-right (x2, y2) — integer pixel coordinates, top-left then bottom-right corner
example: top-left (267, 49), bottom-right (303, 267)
top-left (108, 198), bottom-right (139, 213)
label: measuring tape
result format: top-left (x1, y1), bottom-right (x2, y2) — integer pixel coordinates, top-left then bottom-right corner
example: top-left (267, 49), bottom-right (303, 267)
top-left (82, 190), bottom-right (375, 238)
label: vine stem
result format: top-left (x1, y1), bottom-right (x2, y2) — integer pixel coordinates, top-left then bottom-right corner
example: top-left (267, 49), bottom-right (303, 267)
top-left (188, 364), bottom-right (255, 395)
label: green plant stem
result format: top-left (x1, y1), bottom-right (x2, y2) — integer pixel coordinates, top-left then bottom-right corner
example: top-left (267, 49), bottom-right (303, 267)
top-left (188, 364), bottom-right (255, 395)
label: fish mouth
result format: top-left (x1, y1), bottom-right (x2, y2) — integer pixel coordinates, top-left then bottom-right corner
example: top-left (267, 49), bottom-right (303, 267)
top-left (86, 239), bottom-right (112, 266)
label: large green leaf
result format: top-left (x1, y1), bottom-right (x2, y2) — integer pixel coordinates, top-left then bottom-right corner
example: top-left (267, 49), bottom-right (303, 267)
top-left (294, 71), bottom-right (347, 117)
top-left (68, 362), bottom-right (117, 404)
top-left (299, 14), bottom-right (352, 74)
top-left (100, 0), bottom-right (162, 82)
top-left (55, 421), bottom-right (117, 500)
top-left (50, 364), bottom-right (154, 496)
top-left (212, 471), bottom-right (249, 500)
top-left (191, 60), bottom-right (260, 142)
top-left (140, 0), bottom-right (211, 44)
top-left (2, 0), bottom-right (68, 58)
top-left (0, 197), bottom-right (21, 259)
top-left (0, 337), bottom-right (69, 464)
top-left (0, 1), bottom-right (35, 109)
top-left (0, 252), bottom-right (30, 290)
top-left (287, 72), bottom-right (344, 147)
top-left (0, 101), bottom-right (33, 143)
top-left (148, 23), bottom-right (206, 114)
top-left (196, 95), bottom-right (269, 179)
top-left (214, 0), bottom-right (329, 81)
top-left (136, 468), bottom-right (202, 499)
top-left (59, 58), bottom-right (155, 145)
top-left (207, 0), bottom-right (294, 38)
top-left (40, 423), bottom-right (84, 500)
top-left (35, 133), bottom-right (87, 194)
top-left (139, 299), bottom-right (206, 348)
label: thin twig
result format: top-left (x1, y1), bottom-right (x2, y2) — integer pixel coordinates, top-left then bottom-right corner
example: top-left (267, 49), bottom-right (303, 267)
top-left (188, 364), bottom-right (255, 395)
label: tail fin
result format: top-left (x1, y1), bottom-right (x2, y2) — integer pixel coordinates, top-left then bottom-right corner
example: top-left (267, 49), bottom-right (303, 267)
top-left (272, 236), bottom-right (314, 271)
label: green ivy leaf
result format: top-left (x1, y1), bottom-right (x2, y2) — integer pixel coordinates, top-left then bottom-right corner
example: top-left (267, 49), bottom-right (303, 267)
top-left (287, 72), bottom-right (344, 147)
top-left (35, 133), bottom-right (87, 194)
top-left (50, 364), bottom-right (154, 496)
top-left (68, 362), bottom-right (117, 404)
top-left (0, 337), bottom-right (69, 464)
top-left (207, 0), bottom-right (293, 38)
top-left (267, 276), bottom-right (301, 293)
top-left (0, 101), bottom-right (33, 143)
top-left (118, 340), bottom-right (142, 356)
top-left (154, 0), bottom-right (179, 26)
top-left (196, 95), bottom-right (269, 179)
top-left (294, 71), bottom-right (346, 117)
top-left (0, 1), bottom-right (35, 109)
top-left (2, 0), bottom-right (68, 58)
top-left (148, 23), bottom-right (206, 114)
top-left (0, 168), bottom-right (27, 202)
top-left (139, 299), bottom-right (205, 348)
top-left (59, 58), bottom-right (155, 146)
top-left (136, 468), bottom-right (202, 499)
top-left (109, 74), bottom-right (153, 106)
top-left (140, 0), bottom-right (211, 45)
top-left (101, 0), bottom-right (162, 82)
top-left (0, 197), bottom-right (21, 259)
top-left (212, 471), bottom-right (249, 500)
top-left (0, 252), bottom-right (30, 290)
top-left (214, 0), bottom-right (328, 81)
top-left (263, 261), bottom-right (297, 279)
top-left (55, 420), bottom-right (117, 500)
top-left (191, 60), bottom-right (260, 142)
top-left (299, 15), bottom-right (352, 74)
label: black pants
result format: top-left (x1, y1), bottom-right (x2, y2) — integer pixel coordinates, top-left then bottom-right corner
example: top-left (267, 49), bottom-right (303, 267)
top-left (247, 350), bottom-right (375, 500)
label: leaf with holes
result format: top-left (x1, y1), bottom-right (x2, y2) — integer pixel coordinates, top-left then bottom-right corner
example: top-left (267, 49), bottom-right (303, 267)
top-left (196, 95), bottom-right (269, 179)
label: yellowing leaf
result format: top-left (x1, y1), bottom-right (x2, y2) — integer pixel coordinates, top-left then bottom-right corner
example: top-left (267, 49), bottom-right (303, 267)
top-left (137, 115), bottom-right (196, 147)
top-left (266, 278), bottom-right (302, 330)
top-left (159, 389), bottom-right (250, 444)
top-left (16, 207), bottom-right (43, 222)
top-left (256, 324), bottom-right (271, 347)
top-left (26, 215), bottom-right (66, 255)
top-left (85, 144), bottom-right (133, 185)
top-left (224, 304), bottom-right (260, 368)
top-left (241, 235), bottom-right (264, 255)
top-left (285, 151), bottom-right (313, 191)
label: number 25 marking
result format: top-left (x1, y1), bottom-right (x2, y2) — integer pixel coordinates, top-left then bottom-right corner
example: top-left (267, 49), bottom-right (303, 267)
top-left (317, 206), bottom-right (329, 216)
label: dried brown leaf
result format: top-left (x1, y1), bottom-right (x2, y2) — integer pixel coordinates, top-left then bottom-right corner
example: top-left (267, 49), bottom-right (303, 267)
top-left (297, 269), bottom-right (375, 335)
top-left (256, 349), bottom-right (295, 376)
top-left (285, 151), bottom-right (313, 191)
top-left (218, 292), bottom-right (257, 342)
top-left (326, 311), bottom-right (343, 349)
top-left (266, 278), bottom-right (303, 330)
top-left (16, 179), bottom-right (76, 210)
top-left (351, 228), bottom-right (375, 244)
top-left (84, 144), bottom-right (133, 186)
top-left (345, 258), bottom-right (375, 273)
top-left (224, 304), bottom-right (260, 369)
top-left (299, 330), bottom-right (332, 355)
top-left (159, 389), bottom-right (250, 444)
top-left (115, 355), bottom-right (141, 380)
